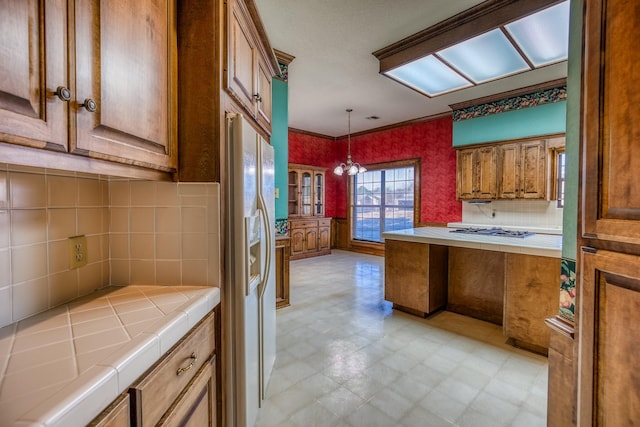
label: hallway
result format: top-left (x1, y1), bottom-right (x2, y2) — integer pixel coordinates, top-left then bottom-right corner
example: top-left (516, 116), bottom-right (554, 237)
top-left (256, 250), bottom-right (548, 427)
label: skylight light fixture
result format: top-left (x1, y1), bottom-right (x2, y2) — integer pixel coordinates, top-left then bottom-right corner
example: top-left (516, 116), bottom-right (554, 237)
top-left (374, 0), bottom-right (570, 98)
top-left (334, 109), bottom-right (367, 176)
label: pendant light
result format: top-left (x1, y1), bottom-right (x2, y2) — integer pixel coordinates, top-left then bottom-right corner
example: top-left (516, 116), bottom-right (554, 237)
top-left (333, 109), bottom-right (367, 176)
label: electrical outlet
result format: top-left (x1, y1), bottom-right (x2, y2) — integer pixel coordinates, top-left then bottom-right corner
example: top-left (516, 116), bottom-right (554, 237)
top-left (69, 235), bottom-right (88, 269)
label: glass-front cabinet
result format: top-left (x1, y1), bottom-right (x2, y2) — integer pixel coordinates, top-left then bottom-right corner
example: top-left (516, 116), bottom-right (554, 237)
top-left (288, 164), bottom-right (331, 260)
top-left (288, 164), bottom-right (326, 218)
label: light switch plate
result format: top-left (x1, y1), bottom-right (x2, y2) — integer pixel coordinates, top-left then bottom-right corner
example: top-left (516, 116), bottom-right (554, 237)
top-left (274, 187), bottom-right (279, 199)
top-left (69, 235), bottom-right (88, 269)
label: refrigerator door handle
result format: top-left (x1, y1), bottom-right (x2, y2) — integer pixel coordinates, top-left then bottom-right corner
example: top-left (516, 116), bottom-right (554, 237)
top-left (256, 196), bottom-right (272, 300)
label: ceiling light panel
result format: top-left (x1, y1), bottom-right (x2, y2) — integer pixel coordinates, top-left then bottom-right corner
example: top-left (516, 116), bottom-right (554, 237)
top-left (505, 1), bottom-right (570, 67)
top-left (437, 29), bottom-right (531, 83)
top-left (385, 55), bottom-right (472, 97)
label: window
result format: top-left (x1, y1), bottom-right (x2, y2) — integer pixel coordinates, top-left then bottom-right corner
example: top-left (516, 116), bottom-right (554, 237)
top-left (552, 148), bottom-right (566, 208)
top-left (351, 160), bottom-right (418, 243)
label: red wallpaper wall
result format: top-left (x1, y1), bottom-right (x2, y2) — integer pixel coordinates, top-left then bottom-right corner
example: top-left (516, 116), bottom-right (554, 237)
top-left (288, 116), bottom-right (461, 224)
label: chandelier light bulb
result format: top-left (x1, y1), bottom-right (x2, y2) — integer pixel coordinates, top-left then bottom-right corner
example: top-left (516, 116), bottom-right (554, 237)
top-left (334, 108), bottom-right (367, 176)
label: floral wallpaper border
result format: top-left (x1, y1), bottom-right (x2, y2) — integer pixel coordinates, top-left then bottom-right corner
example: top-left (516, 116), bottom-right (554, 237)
top-left (559, 257), bottom-right (576, 323)
top-left (275, 218), bottom-right (288, 235)
top-left (453, 86), bottom-right (567, 122)
top-left (277, 62), bottom-right (289, 82)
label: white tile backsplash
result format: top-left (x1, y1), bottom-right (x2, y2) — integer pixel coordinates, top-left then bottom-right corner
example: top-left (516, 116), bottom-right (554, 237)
top-left (459, 200), bottom-right (562, 231)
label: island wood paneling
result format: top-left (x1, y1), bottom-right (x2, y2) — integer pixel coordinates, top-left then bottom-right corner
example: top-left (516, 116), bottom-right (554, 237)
top-left (384, 240), bottom-right (447, 317)
top-left (447, 247), bottom-right (505, 325)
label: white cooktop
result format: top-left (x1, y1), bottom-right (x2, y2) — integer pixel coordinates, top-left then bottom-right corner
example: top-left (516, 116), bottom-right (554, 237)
top-left (0, 285), bottom-right (220, 427)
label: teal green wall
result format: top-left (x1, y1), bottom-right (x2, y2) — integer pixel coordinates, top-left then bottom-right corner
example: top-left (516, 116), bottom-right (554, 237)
top-left (453, 101), bottom-right (567, 146)
top-left (272, 78), bottom-right (289, 219)
top-left (562, 0), bottom-right (582, 261)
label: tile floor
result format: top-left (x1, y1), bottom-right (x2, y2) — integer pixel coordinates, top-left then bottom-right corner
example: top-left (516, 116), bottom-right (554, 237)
top-left (256, 250), bottom-right (548, 427)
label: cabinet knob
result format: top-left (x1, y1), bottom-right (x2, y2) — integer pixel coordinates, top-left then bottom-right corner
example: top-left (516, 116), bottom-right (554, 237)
top-left (253, 93), bottom-right (262, 103)
top-left (81, 98), bottom-right (97, 113)
top-left (55, 86), bottom-right (71, 102)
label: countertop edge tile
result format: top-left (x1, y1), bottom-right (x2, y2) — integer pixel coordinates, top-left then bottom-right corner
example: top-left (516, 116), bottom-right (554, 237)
top-left (151, 310), bottom-right (190, 356)
top-left (3, 286), bottom-right (221, 427)
top-left (97, 332), bottom-right (160, 392)
top-left (19, 365), bottom-right (118, 427)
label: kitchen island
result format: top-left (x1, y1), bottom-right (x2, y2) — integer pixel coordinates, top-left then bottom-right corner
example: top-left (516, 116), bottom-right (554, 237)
top-left (383, 226), bottom-right (562, 354)
top-left (0, 285), bottom-right (220, 426)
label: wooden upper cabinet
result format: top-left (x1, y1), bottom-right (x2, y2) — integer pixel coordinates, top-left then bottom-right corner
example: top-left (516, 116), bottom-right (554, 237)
top-left (519, 140), bottom-right (547, 199)
top-left (456, 146), bottom-right (496, 200)
top-left (583, 0), bottom-right (640, 245)
top-left (0, 0), bottom-right (69, 152)
top-left (73, 0), bottom-right (177, 171)
top-left (497, 139), bottom-right (547, 200)
top-left (225, 0), bottom-right (276, 135)
top-left (0, 0), bottom-right (177, 174)
top-left (288, 164), bottom-right (326, 217)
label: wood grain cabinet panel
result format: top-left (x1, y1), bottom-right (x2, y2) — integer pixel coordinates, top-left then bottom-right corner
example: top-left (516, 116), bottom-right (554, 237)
top-left (275, 237), bottom-right (290, 308)
top-left (0, 0), bottom-right (177, 173)
top-left (384, 240), bottom-right (447, 317)
top-left (74, 0), bottom-right (177, 171)
top-left (504, 253), bottom-right (558, 353)
top-left (448, 247), bottom-right (504, 325)
top-left (0, 0), bottom-right (69, 152)
top-left (88, 393), bottom-right (130, 427)
top-left (456, 146), bottom-right (497, 200)
top-left (225, 0), bottom-right (275, 135)
top-left (130, 311), bottom-right (216, 426)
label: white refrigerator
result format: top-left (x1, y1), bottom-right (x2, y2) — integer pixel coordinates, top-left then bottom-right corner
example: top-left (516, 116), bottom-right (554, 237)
top-left (224, 113), bottom-right (276, 427)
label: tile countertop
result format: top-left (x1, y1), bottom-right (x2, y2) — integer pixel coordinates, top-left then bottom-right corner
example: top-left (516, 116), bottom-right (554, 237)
top-left (0, 285), bottom-right (220, 427)
top-left (383, 226), bottom-right (562, 258)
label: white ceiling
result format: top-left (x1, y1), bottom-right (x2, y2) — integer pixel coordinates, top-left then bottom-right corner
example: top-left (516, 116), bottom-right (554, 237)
top-left (254, 0), bottom-right (568, 138)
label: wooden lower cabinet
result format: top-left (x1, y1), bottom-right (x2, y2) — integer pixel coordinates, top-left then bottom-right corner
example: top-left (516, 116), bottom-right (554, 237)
top-left (158, 357), bottom-right (217, 426)
top-left (384, 240), bottom-right (447, 317)
top-left (130, 310), bottom-right (217, 426)
top-left (504, 253), bottom-right (558, 353)
top-left (275, 237), bottom-right (290, 308)
top-left (88, 394), bottom-right (130, 427)
top-left (289, 218), bottom-right (331, 260)
top-left (546, 320), bottom-right (577, 427)
top-left (89, 308), bottom-right (219, 427)
top-left (448, 247), bottom-right (505, 325)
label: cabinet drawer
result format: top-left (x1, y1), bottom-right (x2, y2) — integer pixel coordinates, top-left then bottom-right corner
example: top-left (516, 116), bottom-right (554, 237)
top-left (131, 312), bottom-right (215, 426)
top-left (318, 218), bottom-right (331, 227)
top-left (290, 220), bottom-right (318, 229)
top-left (158, 356), bottom-right (216, 426)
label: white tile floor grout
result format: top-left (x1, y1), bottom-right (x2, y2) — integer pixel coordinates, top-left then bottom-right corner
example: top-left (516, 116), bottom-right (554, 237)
top-left (256, 250), bottom-right (548, 427)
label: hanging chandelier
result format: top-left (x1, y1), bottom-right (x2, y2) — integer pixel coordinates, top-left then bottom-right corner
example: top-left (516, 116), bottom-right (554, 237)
top-left (333, 109), bottom-right (367, 176)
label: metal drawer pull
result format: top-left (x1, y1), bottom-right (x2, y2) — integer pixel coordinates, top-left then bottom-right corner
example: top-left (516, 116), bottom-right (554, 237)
top-left (176, 352), bottom-right (197, 376)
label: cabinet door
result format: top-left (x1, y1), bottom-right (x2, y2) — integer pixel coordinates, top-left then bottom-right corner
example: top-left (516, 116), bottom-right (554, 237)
top-left (579, 249), bottom-right (640, 426)
top-left (226, 0), bottom-right (256, 116)
top-left (497, 143), bottom-right (520, 199)
top-left (74, 0), bottom-right (177, 171)
top-left (583, 0), bottom-right (640, 244)
top-left (159, 358), bottom-right (216, 427)
top-left (456, 148), bottom-right (476, 200)
top-left (290, 227), bottom-right (305, 256)
top-left (300, 171), bottom-right (312, 216)
top-left (318, 225), bottom-right (330, 251)
top-left (255, 57), bottom-right (272, 132)
top-left (314, 172), bottom-right (325, 216)
top-left (0, 0), bottom-right (68, 151)
top-left (475, 146), bottom-right (497, 199)
top-left (519, 140), bottom-right (547, 199)
top-left (304, 227), bottom-right (318, 252)
top-left (288, 170), bottom-right (299, 216)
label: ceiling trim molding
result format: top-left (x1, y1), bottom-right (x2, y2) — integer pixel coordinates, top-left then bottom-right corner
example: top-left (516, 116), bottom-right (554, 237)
top-left (288, 127), bottom-right (336, 141)
top-left (274, 49), bottom-right (295, 65)
top-left (336, 111), bottom-right (453, 140)
top-left (372, 0), bottom-right (564, 72)
top-left (449, 77), bottom-right (567, 110)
